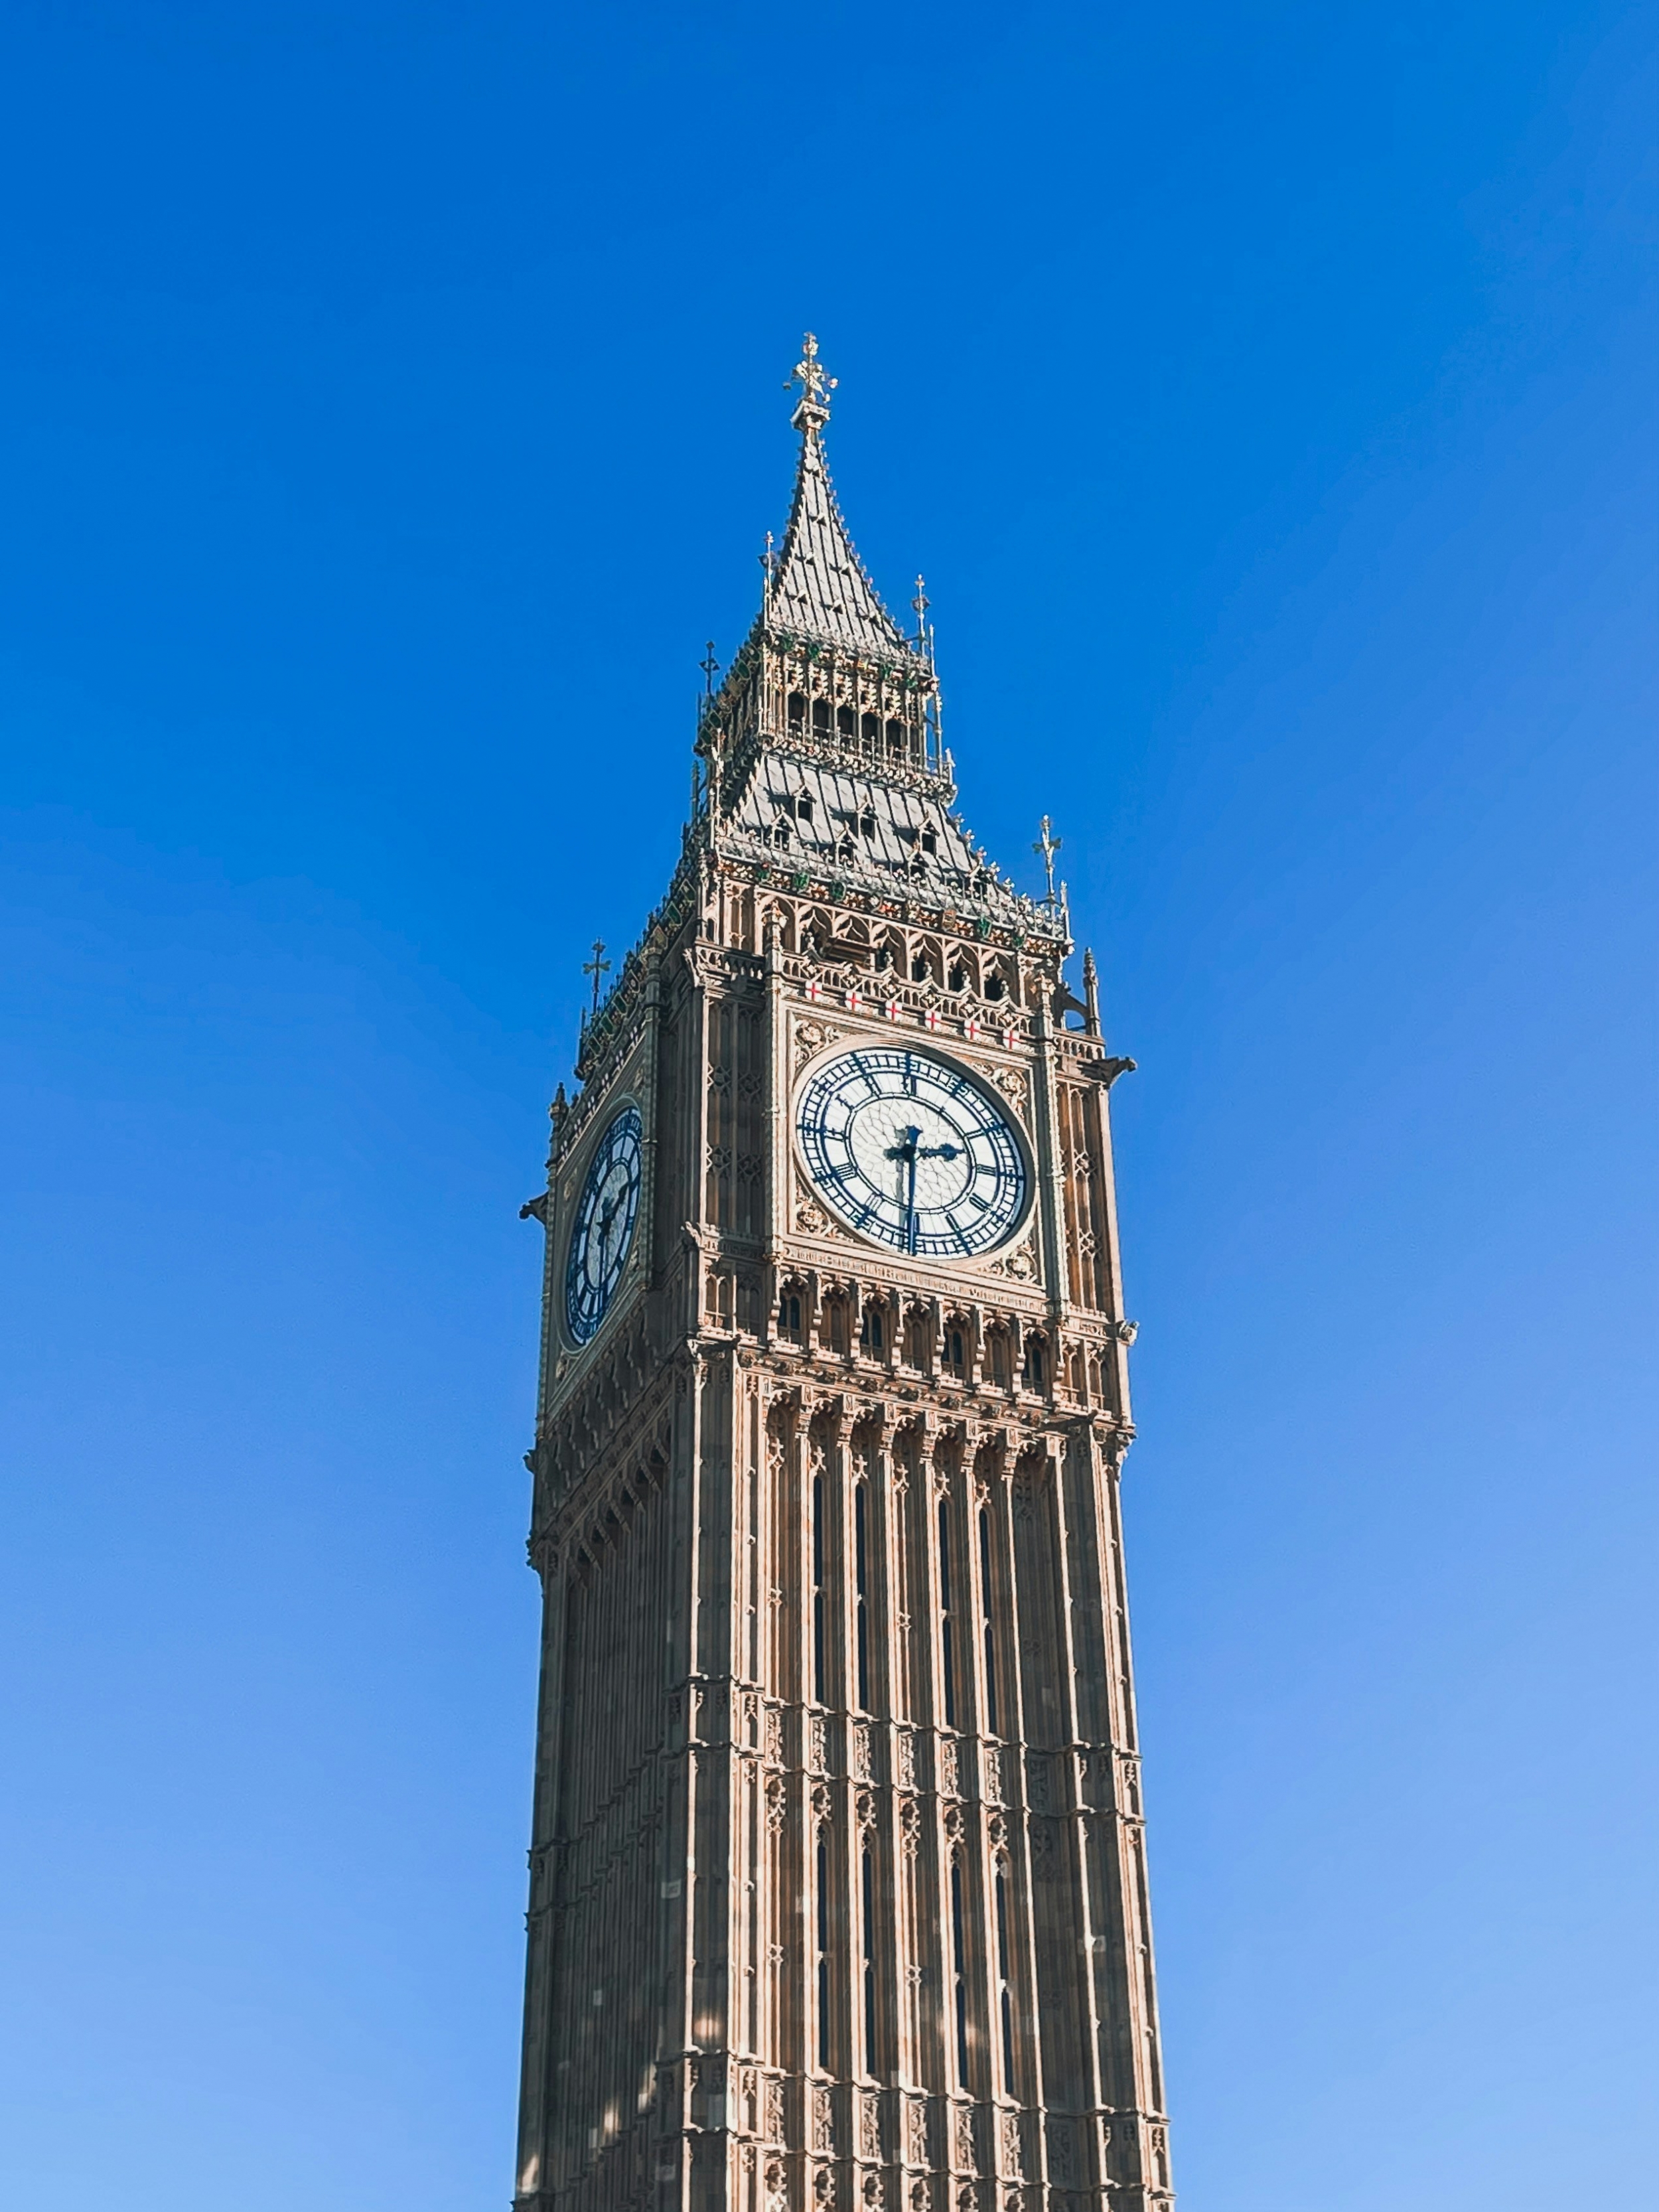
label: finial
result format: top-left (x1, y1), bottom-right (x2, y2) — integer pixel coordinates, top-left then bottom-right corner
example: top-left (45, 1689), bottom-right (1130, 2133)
top-left (1033, 816), bottom-right (1062, 905)
top-left (699, 641), bottom-right (720, 696)
top-left (759, 528), bottom-right (776, 605)
top-left (911, 575), bottom-right (930, 650)
top-left (786, 331), bottom-right (837, 431)
top-left (582, 939), bottom-right (611, 1017)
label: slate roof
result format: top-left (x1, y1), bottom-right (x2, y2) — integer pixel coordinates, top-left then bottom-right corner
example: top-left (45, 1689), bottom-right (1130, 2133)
top-left (766, 425), bottom-right (913, 659)
top-left (720, 746), bottom-right (1046, 928)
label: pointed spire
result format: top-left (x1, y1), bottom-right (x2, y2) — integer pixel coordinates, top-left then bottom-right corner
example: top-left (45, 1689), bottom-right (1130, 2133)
top-left (766, 333), bottom-right (912, 660)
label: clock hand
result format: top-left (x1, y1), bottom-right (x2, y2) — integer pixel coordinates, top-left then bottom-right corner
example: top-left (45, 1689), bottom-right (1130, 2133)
top-left (885, 1124), bottom-right (922, 1252)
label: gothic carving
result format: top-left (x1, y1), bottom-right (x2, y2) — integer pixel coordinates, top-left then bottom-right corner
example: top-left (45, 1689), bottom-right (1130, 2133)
top-left (991, 1066), bottom-right (1028, 1114)
top-left (859, 2093), bottom-right (881, 2159)
top-left (987, 1236), bottom-right (1037, 1282)
top-left (999, 2114), bottom-right (1022, 2177)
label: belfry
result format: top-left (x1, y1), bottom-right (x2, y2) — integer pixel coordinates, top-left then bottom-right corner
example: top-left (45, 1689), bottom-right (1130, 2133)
top-left (514, 340), bottom-right (1173, 2212)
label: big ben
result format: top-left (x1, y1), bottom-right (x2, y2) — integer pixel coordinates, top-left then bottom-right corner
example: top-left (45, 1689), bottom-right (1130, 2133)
top-left (514, 339), bottom-right (1173, 2212)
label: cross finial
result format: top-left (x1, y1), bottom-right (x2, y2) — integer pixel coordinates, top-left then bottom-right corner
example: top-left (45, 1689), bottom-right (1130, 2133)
top-left (699, 641), bottom-right (720, 696)
top-left (911, 574), bottom-right (930, 636)
top-left (1033, 816), bottom-right (1062, 903)
top-left (786, 332), bottom-right (837, 429)
top-left (582, 938), bottom-right (611, 1017)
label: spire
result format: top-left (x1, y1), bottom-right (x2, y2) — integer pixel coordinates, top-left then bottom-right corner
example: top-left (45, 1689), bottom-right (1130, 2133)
top-left (766, 334), bottom-right (912, 660)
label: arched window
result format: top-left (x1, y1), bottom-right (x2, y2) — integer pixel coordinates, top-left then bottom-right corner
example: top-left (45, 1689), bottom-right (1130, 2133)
top-left (777, 1288), bottom-right (803, 1342)
top-left (986, 1327), bottom-right (1011, 1387)
top-left (823, 1293), bottom-right (848, 1355)
top-left (863, 1844), bottom-right (879, 2069)
top-left (837, 836), bottom-right (855, 864)
top-left (1024, 1335), bottom-right (1046, 1391)
top-left (854, 1481), bottom-right (871, 1711)
top-left (860, 1303), bottom-right (885, 1355)
top-left (886, 718), bottom-right (906, 757)
top-left (937, 1501), bottom-right (957, 1728)
top-left (837, 704), bottom-right (855, 739)
top-left (979, 1508), bottom-right (999, 1736)
top-left (817, 1828), bottom-right (832, 2069)
top-left (943, 1322), bottom-right (966, 1378)
top-left (812, 1471), bottom-right (827, 1702)
top-left (861, 711), bottom-right (879, 747)
top-left (950, 1856), bottom-right (970, 2085)
top-left (995, 1867), bottom-right (1015, 2089)
top-left (911, 953), bottom-right (930, 983)
top-left (788, 690), bottom-right (807, 731)
top-left (773, 822), bottom-right (791, 851)
top-left (902, 1303), bottom-right (930, 1370)
top-left (812, 698), bottom-right (831, 735)
top-left (948, 964), bottom-right (967, 993)
top-left (985, 973), bottom-right (1006, 1002)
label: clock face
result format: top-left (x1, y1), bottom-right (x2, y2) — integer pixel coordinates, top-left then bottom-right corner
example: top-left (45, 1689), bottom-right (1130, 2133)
top-left (796, 1047), bottom-right (1028, 1259)
top-left (565, 1104), bottom-right (643, 1347)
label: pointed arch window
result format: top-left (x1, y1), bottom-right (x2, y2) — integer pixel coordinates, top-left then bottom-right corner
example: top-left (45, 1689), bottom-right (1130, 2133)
top-left (859, 808), bottom-right (877, 842)
top-left (817, 1828), bottom-right (832, 2069)
top-left (937, 1500), bottom-right (958, 1728)
top-left (950, 1855), bottom-right (970, 2085)
top-left (995, 1866), bottom-right (1015, 2089)
top-left (788, 691), bottom-right (808, 732)
top-left (979, 1507), bottom-right (999, 1737)
top-left (812, 1470), bottom-right (828, 1702)
top-left (854, 1481), bottom-right (871, 1712)
top-left (812, 699), bottom-right (831, 736)
top-left (863, 1843), bottom-right (879, 2069)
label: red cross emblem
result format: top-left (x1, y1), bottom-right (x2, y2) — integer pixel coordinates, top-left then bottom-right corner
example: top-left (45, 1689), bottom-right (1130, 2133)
top-left (804, 980), bottom-right (821, 1002)
top-left (964, 1018), bottom-right (981, 1041)
top-left (846, 990), bottom-right (863, 1012)
top-left (884, 998), bottom-right (901, 1022)
top-left (922, 1007), bottom-right (940, 1030)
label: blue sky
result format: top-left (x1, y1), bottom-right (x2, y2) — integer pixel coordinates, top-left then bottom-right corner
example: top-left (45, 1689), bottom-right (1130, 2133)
top-left (0, 5), bottom-right (1653, 2207)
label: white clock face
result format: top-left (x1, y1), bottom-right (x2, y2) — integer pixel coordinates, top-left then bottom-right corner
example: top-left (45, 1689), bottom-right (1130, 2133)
top-left (796, 1047), bottom-right (1028, 1258)
top-left (564, 1105), bottom-right (643, 1346)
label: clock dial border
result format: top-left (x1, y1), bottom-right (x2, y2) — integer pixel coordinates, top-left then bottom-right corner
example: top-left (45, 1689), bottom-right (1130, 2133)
top-left (563, 1100), bottom-right (644, 1349)
top-left (793, 1043), bottom-right (1031, 1261)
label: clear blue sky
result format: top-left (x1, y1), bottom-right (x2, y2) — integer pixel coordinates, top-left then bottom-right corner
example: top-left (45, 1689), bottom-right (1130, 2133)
top-left (0, 5), bottom-right (1653, 2207)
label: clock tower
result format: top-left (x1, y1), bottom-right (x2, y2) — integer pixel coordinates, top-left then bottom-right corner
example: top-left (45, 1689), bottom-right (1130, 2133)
top-left (514, 341), bottom-right (1173, 2212)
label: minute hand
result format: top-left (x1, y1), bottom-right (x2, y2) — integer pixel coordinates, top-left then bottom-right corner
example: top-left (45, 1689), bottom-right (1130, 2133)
top-left (887, 1124), bottom-right (960, 1254)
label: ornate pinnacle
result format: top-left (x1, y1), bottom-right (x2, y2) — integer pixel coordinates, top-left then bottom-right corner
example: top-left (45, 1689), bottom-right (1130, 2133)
top-left (786, 331), bottom-right (837, 431)
top-left (1033, 816), bottom-right (1062, 904)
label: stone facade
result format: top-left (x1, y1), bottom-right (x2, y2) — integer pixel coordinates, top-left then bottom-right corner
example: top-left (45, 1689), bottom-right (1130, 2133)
top-left (514, 342), bottom-right (1173, 2212)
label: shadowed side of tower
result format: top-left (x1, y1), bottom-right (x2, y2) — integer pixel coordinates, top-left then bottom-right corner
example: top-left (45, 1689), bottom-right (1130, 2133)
top-left (514, 341), bottom-right (1172, 2212)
